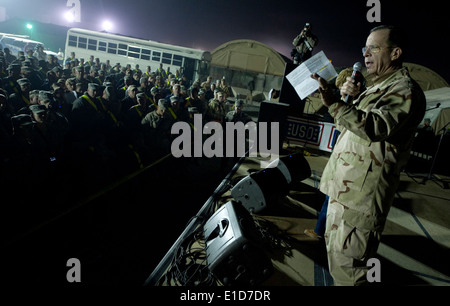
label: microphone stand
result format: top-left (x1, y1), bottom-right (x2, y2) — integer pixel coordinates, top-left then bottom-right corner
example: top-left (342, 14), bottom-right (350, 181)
top-left (421, 121), bottom-right (450, 188)
top-left (425, 103), bottom-right (440, 111)
top-left (144, 144), bottom-right (254, 286)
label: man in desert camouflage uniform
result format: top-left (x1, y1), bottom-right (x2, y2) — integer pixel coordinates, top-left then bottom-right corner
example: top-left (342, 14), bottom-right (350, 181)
top-left (312, 25), bottom-right (426, 285)
top-left (292, 23), bottom-right (318, 64)
top-left (206, 91), bottom-right (227, 124)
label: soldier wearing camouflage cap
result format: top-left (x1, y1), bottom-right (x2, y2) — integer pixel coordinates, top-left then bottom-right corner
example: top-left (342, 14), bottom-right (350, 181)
top-left (225, 99), bottom-right (252, 124)
top-left (141, 98), bottom-right (174, 155)
top-left (3, 64), bottom-right (21, 96)
top-left (8, 78), bottom-right (32, 113)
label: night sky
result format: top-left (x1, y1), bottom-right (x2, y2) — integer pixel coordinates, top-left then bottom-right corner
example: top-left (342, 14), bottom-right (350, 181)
top-left (2, 0), bottom-right (449, 81)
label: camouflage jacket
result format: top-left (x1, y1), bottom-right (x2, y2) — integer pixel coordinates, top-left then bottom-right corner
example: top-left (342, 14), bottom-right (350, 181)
top-left (292, 33), bottom-right (318, 54)
top-left (206, 99), bottom-right (226, 122)
top-left (141, 110), bottom-right (174, 132)
top-left (320, 67), bottom-right (426, 230)
top-left (225, 110), bottom-right (252, 124)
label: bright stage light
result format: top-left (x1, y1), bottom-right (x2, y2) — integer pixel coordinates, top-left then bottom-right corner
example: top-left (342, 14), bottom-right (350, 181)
top-left (102, 20), bottom-right (113, 32)
top-left (64, 11), bottom-right (75, 22)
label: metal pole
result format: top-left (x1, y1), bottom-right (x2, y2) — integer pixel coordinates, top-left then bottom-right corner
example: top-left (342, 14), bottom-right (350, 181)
top-left (143, 155), bottom-right (247, 286)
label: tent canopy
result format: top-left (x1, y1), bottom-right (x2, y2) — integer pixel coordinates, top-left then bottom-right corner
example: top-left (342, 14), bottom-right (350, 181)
top-left (404, 63), bottom-right (448, 92)
top-left (362, 62), bottom-right (448, 92)
top-left (423, 87), bottom-right (450, 135)
top-left (211, 39), bottom-right (286, 76)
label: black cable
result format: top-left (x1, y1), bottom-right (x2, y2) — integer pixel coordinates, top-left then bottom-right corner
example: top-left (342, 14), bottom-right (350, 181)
top-left (160, 223), bottom-right (220, 286)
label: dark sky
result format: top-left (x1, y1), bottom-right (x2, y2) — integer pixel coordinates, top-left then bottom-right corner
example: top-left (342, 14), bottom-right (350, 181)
top-left (2, 0), bottom-right (449, 81)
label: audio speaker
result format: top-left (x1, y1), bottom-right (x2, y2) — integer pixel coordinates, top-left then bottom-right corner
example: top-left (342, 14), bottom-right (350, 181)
top-left (266, 152), bottom-right (311, 184)
top-left (231, 167), bottom-right (289, 213)
top-left (231, 153), bottom-right (311, 213)
top-left (203, 201), bottom-right (273, 286)
top-left (257, 101), bottom-right (290, 151)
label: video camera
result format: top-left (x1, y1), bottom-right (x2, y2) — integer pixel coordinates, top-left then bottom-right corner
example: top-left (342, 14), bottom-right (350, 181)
top-left (303, 23), bottom-right (311, 34)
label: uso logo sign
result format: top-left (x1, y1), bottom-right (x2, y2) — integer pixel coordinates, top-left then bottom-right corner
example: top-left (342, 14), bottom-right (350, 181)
top-left (285, 116), bottom-right (340, 152)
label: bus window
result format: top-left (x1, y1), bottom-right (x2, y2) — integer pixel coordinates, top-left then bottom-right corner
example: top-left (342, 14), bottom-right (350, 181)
top-left (68, 35), bottom-right (77, 47)
top-left (172, 55), bottom-right (183, 66)
top-left (118, 43), bottom-right (127, 56)
top-left (152, 51), bottom-right (161, 62)
top-left (183, 57), bottom-right (195, 81)
top-left (78, 37), bottom-right (87, 49)
top-left (88, 39), bottom-right (97, 51)
top-left (162, 52), bottom-right (172, 65)
top-left (98, 41), bottom-right (107, 52)
top-left (0, 35), bottom-right (42, 54)
top-left (108, 42), bottom-right (117, 54)
top-left (199, 60), bottom-right (210, 76)
top-left (129, 46), bottom-right (140, 59)
top-left (141, 48), bottom-right (151, 60)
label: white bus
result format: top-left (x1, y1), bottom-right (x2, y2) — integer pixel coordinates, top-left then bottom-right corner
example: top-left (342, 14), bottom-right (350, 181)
top-left (0, 33), bottom-right (42, 54)
top-left (64, 28), bottom-right (211, 82)
top-left (0, 33), bottom-right (59, 61)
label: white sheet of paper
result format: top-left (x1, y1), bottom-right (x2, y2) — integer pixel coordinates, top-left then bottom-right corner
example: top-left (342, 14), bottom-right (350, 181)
top-left (286, 51), bottom-right (338, 100)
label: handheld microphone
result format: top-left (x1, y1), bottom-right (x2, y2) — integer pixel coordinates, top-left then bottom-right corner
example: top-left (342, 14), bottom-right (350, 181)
top-left (344, 62), bottom-right (362, 103)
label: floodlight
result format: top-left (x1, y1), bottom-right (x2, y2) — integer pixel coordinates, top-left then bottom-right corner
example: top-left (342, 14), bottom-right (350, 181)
top-left (102, 20), bottom-right (113, 32)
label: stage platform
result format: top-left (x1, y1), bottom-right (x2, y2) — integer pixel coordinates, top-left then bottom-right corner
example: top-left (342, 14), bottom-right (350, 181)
top-left (149, 144), bottom-right (450, 286)
top-left (2, 142), bottom-right (449, 287)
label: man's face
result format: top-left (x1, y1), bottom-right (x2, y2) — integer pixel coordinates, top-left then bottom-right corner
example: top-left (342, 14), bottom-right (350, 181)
top-left (76, 70), bottom-right (84, 79)
top-left (363, 29), bottom-right (395, 77)
top-left (20, 84), bottom-right (30, 93)
top-left (32, 111), bottom-right (47, 124)
top-left (128, 88), bottom-right (137, 99)
top-left (87, 88), bottom-right (97, 98)
top-left (157, 107), bottom-right (166, 116)
top-left (171, 101), bottom-right (179, 110)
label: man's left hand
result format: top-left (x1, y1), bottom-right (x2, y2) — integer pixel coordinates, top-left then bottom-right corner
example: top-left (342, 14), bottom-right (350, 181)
top-left (311, 73), bottom-right (335, 107)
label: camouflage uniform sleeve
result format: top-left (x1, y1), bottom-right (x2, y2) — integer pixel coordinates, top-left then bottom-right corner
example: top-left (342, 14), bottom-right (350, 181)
top-left (327, 69), bottom-right (425, 144)
top-left (225, 111), bottom-right (234, 122)
top-left (306, 35), bottom-right (318, 48)
top-left (141, 112), bottom-right (151, 126)
top-left (320, 68), bottom-right (426, 225)
top-left (141, 112), bottom-right (160, 128)
top-left (292, 34), bottom-right (301, 46)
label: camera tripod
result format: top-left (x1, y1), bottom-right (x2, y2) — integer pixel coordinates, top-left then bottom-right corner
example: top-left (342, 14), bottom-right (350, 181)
top-left (420, 121), bottom-right (450, 189)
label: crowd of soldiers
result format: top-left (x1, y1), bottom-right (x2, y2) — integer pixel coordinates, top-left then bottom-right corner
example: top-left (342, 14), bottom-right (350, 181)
top-left (0, 47), bottom-right (253, 209)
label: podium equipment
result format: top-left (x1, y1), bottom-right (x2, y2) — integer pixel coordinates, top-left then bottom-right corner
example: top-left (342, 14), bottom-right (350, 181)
top-left (231, 153), bottom-right (311, 213)
top-left (266, 152), bottom-right (312, 184)
top-left (231, 167), bottom-right (288, 214)
top-left (257, 101), bottom-right (290, 153)
top-left (421, 122), bottom-right (450, 188)
top-left (203, 201), bottom-right (273, 286)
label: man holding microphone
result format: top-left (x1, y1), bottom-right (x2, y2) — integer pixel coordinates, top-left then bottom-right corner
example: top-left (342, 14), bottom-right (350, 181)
top-left (311, 25), bottom-right (426, 285)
